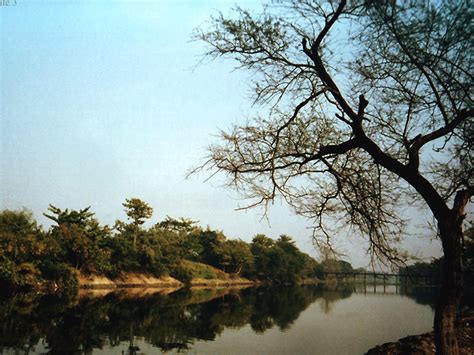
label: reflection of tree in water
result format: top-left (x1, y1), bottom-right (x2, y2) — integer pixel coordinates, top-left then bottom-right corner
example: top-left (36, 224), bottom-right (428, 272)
top-left (316, 284), bottom-right (353, 314)
top-left (399, 285), bottom-right (439, 309)
top-left (404, 285), bottom-right (474, 312)
top-left (0, 291), bottom-right (94, 354)
top-left (315, 283), bottom-right (442, 315)
top-left (0, 286), bottom-right (326, 353)
top-left (320, 281), bottom-right (440, 312)
top-left (0, 292), bottom-right (47, 353)
top-left (247, 286), bottom-right (323, 332)
top-left (1, 284), bottom-right (446, 353)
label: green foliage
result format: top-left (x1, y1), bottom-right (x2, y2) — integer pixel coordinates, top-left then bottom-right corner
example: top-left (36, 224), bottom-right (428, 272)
top-left (178, 260), bottom-right (229, 281)
top-left (0, 259), bottom-right (41, 290)
top-left (122, 198), bottom-right (153, 226)
top-left (196, 229), bottom-right (227, 268)
top-left (0, 257), bottom-right (15, 287)
top-left (0, 209), bottom-right (43, 263)
top-left (44, 205), bottom-right (94, 225)
top-left (39, 261), bottom-right (79, 289)
top-left (45, 205), bottom-right (112, 275)
top-left (158, 216), bottom-right (199, 233)
top-left (0, 199), bottom-right (327, 291)
top-left (117, 198), bottom-right (153, 248)
top-left (321, 259), bottom-right (353, 275)
top-left (169, 264), bottom-right (194, 284)
top-left (108, 214), bottom-right (196, 277)
top-left (222, 239), bottom-right (254, 276)
top-left (250, 234), bottom-right (323, 283)
top-left (399, 258), bottom-right (443, 286)
top-left (0, 209), bottom-right (45, 290)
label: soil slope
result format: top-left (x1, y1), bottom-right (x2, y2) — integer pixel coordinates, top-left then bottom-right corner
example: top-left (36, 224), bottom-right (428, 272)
top-left (366, 316), bottom-right (474, 354)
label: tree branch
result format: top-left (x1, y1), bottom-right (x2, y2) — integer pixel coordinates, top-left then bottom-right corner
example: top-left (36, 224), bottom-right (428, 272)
top-left (313, 0), bottom-right (347, 50)
top-left (303, 138), bottom-right (360, 164)
top-left (409, 108), bottom-right (473, 151)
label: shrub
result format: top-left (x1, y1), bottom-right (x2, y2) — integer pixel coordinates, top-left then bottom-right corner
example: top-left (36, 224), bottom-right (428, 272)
top-left (170, 264), bottom-right (193, 284)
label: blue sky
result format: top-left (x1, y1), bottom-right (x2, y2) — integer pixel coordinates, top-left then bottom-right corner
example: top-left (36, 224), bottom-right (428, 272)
top-left (0, 0), bottom-right (442, 267)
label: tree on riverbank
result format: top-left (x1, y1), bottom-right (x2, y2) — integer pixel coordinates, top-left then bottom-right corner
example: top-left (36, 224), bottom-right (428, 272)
top-left (194, 1), bottom-right (472, 352)
top-left (117, 198), bottom-right (153, 248)
top-left (0, 204), bottom-right (328, 290)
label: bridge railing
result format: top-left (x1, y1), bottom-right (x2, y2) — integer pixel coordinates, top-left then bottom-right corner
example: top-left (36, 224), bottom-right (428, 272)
top-left (322, 271), bottom-right (438, 286)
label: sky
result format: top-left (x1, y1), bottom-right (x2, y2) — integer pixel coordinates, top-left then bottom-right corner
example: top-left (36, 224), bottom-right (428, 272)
top-left (0, 0), bottom-right (443, 267)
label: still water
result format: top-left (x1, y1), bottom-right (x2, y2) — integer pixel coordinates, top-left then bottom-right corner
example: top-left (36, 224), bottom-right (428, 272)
top-left (0, 284), bottom-right (437, 354)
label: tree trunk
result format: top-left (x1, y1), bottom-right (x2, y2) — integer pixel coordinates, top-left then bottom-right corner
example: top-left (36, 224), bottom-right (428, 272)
top-left (434, 211), bottom-right (465, 354)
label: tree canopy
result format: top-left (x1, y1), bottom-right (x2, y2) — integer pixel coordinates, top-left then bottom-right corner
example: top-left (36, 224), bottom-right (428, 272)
top-left (118, 198), bottom-right (154, 247)
top-left (0, 203), bottom-right (327, 291)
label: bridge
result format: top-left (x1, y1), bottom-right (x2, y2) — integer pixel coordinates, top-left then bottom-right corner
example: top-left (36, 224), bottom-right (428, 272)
top-left (323, 271), bottom-right (437, 286)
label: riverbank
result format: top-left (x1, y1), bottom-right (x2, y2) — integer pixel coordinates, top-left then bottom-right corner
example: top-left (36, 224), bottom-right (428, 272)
top-left (78, 272), bottom-right (257, 290)
top-left (78, 273), bottom-right (183, 289)
top-left (366, 315), bottom-right (474, 354)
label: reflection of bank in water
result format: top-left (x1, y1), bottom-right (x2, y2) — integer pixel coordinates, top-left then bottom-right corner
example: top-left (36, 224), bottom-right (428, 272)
top-left (320, 279), bottom-right (441, 316)
top-left (0, 284), bottom-right (438, 354)
top-left (316, 281), bottom-right (440, 319)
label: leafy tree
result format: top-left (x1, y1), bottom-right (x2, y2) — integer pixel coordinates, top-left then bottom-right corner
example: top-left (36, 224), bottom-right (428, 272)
top-left (337, 260), bottom-right (353, 274)
top-left (195, 1), bottom-right (472, 351)
top-left (152, 216), bottom-right (203, 263)
top-left (249, 234), bottom-right (318, 283)
top-left (196, 229), bottom-right (227, 268)
top-left (120, 198), bottom-right (153, 247)
top-left (224, 239), bottom-right (254, 276)
top-left (105, 235), bottom-right (141, 275)
top-left (0, 209), bottom-right (42, 263)
top-left (309, 259), bottom-right (324, 280)
top-left (136, 235), bottom-right (165, 276)
top-left (157, 216), bottom-right (199, 233)
top-left (400, 260), bottom-right (443, 286)
top-left (275, 236), bottom-right (306, 282)
top-left (0, 210), bottom-right (44, 290)
top-left (251, 234), bottom-right (275, 249)
top-left (143, 225), bottom-right (185, 274)
top-left (250, 234), bottom-right (275, 280)
top-left (267, 246), bottom-right (292, 282)
top-left (44, 205), bottom-right (94, 226)
top-left (45, 205), bottom-right (112, 275)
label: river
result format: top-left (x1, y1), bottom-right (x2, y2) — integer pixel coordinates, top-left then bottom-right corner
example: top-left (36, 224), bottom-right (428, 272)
top-left (0, 284), bottom-right (438, 354)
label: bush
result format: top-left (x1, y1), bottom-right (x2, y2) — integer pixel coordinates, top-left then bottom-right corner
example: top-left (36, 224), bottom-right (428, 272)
top-left (0, 259), bottom-right (42, 291)
top-left (170, 264), bottom-right (193, 284)
top-left (39, 261), bottom-right (78, 290)
top-left (0, 257), bottom-right (18, 289)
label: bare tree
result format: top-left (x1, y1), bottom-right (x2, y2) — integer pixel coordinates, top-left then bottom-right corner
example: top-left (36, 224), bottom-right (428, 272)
top-left (194, 0), bottom-right (473, 353)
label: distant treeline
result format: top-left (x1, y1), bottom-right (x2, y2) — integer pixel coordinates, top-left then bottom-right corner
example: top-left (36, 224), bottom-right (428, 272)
top-left (0, 198), bottom-right (355, 291)
top-left (399, 225), bottom-right (474, 290)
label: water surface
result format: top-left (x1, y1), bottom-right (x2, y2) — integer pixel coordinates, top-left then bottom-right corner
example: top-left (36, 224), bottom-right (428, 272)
top-left (0, 284), bottom-right (437, 354)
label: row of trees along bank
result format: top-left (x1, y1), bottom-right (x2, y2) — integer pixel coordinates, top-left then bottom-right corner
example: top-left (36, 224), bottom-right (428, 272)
top-left (0, 198), bottom-right (354, 291)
